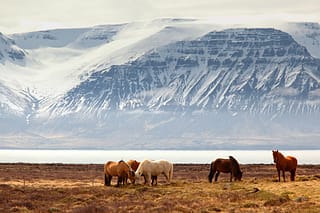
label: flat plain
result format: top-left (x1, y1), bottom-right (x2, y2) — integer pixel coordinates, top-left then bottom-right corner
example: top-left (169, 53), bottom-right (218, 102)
top-left (0, 163), bottom-right (319, 212)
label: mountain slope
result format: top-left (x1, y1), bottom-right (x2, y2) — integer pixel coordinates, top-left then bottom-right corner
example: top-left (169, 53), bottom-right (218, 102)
top-left (0, 33), bottom-right (27, 65)
top-left (281, 22), bottom-right (320, 59)
top-left (48, 28), bottom-right (320, 118)
top-left (10, 24), bottom-right (126, 49)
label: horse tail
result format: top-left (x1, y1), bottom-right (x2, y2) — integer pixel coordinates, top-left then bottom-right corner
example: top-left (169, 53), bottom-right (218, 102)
top-left (208, 161), bottom-right (215, 183)
top-left (293, 156), bottom-right (298, 167)
top-left (169, 162), bottom-right (173, 182)
top-left (103, 163), bottom-right (108, 186)
top-left (290, 156), bottom-right (298, 181)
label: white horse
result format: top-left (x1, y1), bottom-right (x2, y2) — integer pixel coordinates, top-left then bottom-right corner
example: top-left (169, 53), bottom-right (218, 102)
top-left (135, 159), bottom-right (173, 186)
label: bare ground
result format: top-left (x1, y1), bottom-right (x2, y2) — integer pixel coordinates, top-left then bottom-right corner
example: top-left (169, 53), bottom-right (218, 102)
top-left (0, 163), bottom-right (320, 212)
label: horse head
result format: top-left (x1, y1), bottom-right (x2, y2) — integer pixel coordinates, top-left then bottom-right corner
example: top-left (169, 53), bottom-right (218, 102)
top-left (119, 160), bottom-right (136, 184)
top-left (272, 150), bottom-right (279, 163)
top-left (128, 168), bottom-right (135, 184)
top-left (235, 171), bottom-right (243, 181)
top-left (134, 162), bottom-right (144, 183)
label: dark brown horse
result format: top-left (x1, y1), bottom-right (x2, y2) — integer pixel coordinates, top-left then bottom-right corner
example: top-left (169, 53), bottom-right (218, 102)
top-left (127, 159), bottom-right (158, 185)
top-left (104, 160), bottom-right (135, 186)
top-left (272, 150), bottom-right (298, 182)
top-left (208, 156), bottom-right (242, 183)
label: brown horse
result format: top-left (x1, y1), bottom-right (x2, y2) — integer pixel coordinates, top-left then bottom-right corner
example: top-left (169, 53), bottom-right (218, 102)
top-left (127, 160), bottom-right (140, 171)
top-left (104, 160), bottom-right (135, 186)
top-left (208, 156), bottom-right (243, 183)
top-left (272, 150), bottom-right (298, 182)
top-left (127, 159), bottom-right (158, 185)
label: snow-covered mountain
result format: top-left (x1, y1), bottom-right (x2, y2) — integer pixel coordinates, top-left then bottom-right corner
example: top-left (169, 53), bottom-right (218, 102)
top-left (281, 22), bottom-right (320, 59)
top-left (50, 28), bottom-right (320, 116)
top-left (0, 19), bottom-right (319, 149)
top-left (0, 32), bottom-right (27, 65)
top-left (11, 24), bottom-right (125, 49)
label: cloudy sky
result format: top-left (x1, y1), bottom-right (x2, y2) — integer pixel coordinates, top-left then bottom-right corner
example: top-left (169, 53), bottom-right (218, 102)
top-left (1, 0), bottom-right (319, 34)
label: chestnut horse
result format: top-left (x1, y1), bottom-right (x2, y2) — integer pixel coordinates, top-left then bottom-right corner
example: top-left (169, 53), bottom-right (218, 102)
top-left (127, 160), bottom-right (140, 171)
top-left (272, 150), bottom-right (297, 182)
top-left (127, 159), bottom-right (158, 185)
top-left (104, 160), bottom-right (135, 186)
top-left (208, 156), bottom-right (243, 183)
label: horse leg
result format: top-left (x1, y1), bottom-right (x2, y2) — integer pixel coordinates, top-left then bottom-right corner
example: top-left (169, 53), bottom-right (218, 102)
top-left (151, 176), bottom-right (158, 185)
top-left (104, 174), bottom-right (108, 186)
top-left (122, 176), bottom-right (126, 186)
top-left (163, 172), bottom-right (170, 184)
top-left (214, 171), bottom-right (220, 182)
top-left (143, 175), bottom-right (147, 184)
top-left (105, 174), bottom-right (112, 186)
top-left (117, 176), bottom-right (122, 187)
top-left (282, 170), bottom-right (286, 182)
top-left (290, 169), bottom-right (296, 181)
top-left (154, 176), bottom-right (158, 185)
top-left (208, 164), bottom-right (215, 183)
top-left (145, 173), bottom-right (152, 186)
top-left (277, 170), bottom-right (281, 182)
top-left (230, 172), bottom-right (233, 182)
top-left (109, 175), bottom-right (113, 186)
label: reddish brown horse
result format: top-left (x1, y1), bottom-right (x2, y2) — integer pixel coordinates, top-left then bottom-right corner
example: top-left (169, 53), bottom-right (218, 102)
top-left (272, 150), bottom-right (297, 182)
top-left (208, 156), bottom-right (243, 183)
top-left (104, 160), bottom-right (135, 186)
top-left (127, 160), bottom-right (140, 171)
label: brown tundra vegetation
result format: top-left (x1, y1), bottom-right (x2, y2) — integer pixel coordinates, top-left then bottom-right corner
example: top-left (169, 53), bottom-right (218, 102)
top-left (0, 163), bottom-right (320, 212)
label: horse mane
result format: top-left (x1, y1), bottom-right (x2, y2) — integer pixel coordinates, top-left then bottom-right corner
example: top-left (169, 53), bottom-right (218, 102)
top-left (276, 150), bottom-right (285, 158)
top-left (118, 160), bottom-right (133, 170)
top-left (229, 156), bottom-right (241, 175)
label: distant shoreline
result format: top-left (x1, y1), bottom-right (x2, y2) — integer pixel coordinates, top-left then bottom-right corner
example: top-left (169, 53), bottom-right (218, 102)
top-left (1, 148), bottom-right (319, 150)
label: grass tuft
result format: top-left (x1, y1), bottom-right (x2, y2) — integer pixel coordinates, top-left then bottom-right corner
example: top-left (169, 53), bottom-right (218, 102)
top-left (264, 194), bottom-right (290, 206)
top-left (243, 202), bottom-right (259, 208)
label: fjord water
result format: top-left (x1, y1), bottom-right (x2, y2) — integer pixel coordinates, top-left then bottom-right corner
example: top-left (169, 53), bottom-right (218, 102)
top-left (0, 150), bottom-right (319, 164)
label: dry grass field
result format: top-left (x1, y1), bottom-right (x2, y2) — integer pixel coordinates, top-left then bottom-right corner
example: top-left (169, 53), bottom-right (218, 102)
top-left (0, 163), bottom-right (320, 212)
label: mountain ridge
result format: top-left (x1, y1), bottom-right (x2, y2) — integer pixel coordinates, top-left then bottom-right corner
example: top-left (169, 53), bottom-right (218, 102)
top-left (0, 20), bottom-right (319, 149)
top-left (48, 28), bottom-right (320, 116)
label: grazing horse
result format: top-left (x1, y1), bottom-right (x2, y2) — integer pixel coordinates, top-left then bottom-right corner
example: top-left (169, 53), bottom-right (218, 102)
top-left (127, 160), bottom-right (157, 185)
top-left (208, 156), bottom-right (243, 183)
top-left (135, 160), bottom-right (173, 186)
top-left (104, 160), bottom-right (135, 186)
top-left (127, 160), bottom-right (140, 171)
top-left (272, 150), bottom-right (298, 182)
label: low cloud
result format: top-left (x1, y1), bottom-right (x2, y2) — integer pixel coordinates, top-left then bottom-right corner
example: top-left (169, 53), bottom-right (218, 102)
top-left (0, 0), bottom-right (320, 34)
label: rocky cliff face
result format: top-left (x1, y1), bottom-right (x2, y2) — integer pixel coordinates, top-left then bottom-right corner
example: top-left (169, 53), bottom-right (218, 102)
top-left (49, 28), bottom-right (320, 118)
top-left (0, 33), bottom-right (26, 64)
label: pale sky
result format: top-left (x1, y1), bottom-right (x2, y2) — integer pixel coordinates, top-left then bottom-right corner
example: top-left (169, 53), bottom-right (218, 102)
top-left (1, 0), bottom-right (320, 34)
